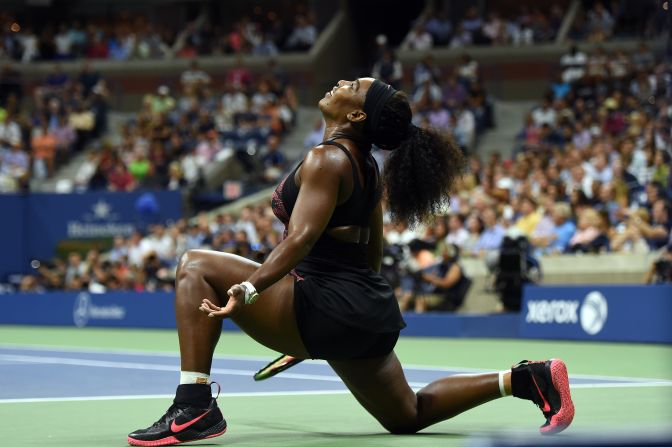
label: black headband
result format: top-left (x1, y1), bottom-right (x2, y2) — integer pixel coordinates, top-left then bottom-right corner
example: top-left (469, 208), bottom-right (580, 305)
top-left (363, 80), bottom-right (397, 136)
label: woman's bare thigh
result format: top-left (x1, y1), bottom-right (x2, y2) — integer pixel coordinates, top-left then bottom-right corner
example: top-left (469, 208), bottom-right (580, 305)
top-left (183, 249), bottom-right (309, 358)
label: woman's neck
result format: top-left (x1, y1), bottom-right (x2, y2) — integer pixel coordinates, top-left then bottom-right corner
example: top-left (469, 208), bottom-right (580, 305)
top-left (322, 125), bottom-right (369, 147)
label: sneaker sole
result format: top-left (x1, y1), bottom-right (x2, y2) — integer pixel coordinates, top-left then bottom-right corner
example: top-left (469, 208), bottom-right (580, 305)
top-left (128, 423), bottom-right (227, 446)
top-left (540, 359), bottom-right (575, 435)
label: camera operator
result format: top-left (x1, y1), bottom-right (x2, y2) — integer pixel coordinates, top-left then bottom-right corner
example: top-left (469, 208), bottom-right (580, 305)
top-left (414, 242), bottom-right (472, 313)
top-left (644, 241), bottom-right (672, 284)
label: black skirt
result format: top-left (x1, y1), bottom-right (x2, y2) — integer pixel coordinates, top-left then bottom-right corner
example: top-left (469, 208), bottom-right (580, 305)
top-left (292, 256), bottom-right (406, 360)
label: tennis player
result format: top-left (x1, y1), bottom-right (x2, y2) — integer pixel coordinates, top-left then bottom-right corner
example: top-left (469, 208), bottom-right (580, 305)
top-left (128, 78), bottom-right (574, 446)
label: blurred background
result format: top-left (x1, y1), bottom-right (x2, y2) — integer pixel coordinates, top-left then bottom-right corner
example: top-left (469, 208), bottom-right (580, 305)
top-left (0, 0), bottom-right (670, 331)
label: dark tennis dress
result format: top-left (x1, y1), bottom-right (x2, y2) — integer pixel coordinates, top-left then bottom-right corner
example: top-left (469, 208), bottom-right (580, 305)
top-left (271, 139), bottom-right (406, 360)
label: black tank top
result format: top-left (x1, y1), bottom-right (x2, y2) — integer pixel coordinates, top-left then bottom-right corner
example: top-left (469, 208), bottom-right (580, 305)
top-left (272, 140), bottom-right (379, 228)
top-left (271, 139), bottom-right (380, 266)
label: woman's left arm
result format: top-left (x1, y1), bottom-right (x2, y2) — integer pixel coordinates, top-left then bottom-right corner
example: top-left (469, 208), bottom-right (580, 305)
top-left (202, 147), bottom-right (343, 318)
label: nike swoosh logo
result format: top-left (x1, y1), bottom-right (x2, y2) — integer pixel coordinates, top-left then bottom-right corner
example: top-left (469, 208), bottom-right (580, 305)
top-left (170, 409), bottom-right (211, 433)
top-left (531, 375), bottom-right (551, 413)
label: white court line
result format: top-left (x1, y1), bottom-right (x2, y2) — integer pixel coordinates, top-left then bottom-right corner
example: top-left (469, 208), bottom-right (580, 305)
top-left (0, 390), bottom-right (352, 404)
top-left (570, 382), bottom-right (672, 389)
top-left (2, 383), bottom-right (671, 406)
top-left (2, 353), bottom-right (671, 394)
top-left (0, 353), bottom-right (426, 388)
top-left (2, 344), bottom-right (671, 385)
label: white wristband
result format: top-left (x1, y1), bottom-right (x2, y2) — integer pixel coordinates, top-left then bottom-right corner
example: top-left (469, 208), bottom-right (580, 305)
top-left (240, 281), bottom-right (259, 305)
top-left (498, 370), bottom-right (508, 397)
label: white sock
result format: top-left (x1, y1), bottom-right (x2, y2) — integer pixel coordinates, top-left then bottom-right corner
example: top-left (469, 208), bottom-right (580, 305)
top-left (498, 370), bottom-right (510, 397)
top-left (180, 371), bottom-right (210, 385)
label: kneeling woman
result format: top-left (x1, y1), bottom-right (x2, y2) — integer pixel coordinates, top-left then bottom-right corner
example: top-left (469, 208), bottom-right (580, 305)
top-left (128, 78), bottom-right (574, 446)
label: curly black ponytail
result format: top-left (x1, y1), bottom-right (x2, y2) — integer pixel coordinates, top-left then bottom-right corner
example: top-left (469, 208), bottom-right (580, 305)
top-left (372, 92), bottom-right (465, 226)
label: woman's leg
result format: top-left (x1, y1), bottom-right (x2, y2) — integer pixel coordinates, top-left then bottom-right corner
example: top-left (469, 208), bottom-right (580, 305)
top-left (330, 351), bottom-right (573, 435)
top-left (175, 249), bottom-right (309, 375)
top-left (329, 352), bottom-right (508, 434)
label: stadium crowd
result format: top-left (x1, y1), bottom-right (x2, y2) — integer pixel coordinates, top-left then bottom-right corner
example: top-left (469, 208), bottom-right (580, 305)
top-left (403, 2), bottom-right (662, 50)
top-left (15, 42), bottom-right (672, 300)
top-left (372, 47), bottom-right (494, 152)
top-left (403, 4), bottom-right (565, 49)
top-left (66, 59), bottom-right (296, 193)
top-left (19, 206), bottom-right (284, 293)
top-left (0, 5), bottom-right (318, 62)
top-left (0, 61), bottom-right (108, 192)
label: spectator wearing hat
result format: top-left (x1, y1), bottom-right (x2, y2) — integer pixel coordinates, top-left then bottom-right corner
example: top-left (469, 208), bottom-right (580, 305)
top-left (145, 85), bottom-right (176, 116)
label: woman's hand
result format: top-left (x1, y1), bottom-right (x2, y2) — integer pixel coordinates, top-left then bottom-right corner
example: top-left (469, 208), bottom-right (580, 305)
top-left (199, 284), bottom-right (246, 319)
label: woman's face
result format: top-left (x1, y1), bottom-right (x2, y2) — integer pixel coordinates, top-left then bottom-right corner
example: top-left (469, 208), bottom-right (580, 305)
top-left (318, 78), bottom-right (373, 124)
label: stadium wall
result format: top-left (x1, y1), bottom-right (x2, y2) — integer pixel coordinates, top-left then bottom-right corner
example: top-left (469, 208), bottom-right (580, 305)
top-left (0, 191), bottom-right (183, 279)
top-left (1, 284), bottom-right (670, 343)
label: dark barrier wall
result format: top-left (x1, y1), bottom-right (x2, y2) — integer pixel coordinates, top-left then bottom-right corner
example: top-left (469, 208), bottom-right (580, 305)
top-left (0, 194), bottom-right (27, 281)
top-left (521, 285), bottom-right (672, 344)
top-left (2, 285), bottom-right (671, 343)
top-left (0, 190), bottom-right (182, 279)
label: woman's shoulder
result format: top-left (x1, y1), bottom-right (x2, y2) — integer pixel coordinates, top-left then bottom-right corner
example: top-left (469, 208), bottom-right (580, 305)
top-left (303, 143), bottom-right (353, 172)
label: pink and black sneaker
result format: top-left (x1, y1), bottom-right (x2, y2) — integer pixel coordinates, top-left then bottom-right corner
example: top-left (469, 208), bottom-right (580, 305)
top-left (127, 383), bottom-right (227, 446)
top-left (511, 359), bottom-right (575, 435)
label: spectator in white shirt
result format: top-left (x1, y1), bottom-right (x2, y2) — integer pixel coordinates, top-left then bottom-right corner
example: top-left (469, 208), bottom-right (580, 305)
top-left (54, 24), bottom-right (73, 59)
top-left (221, 82), bottom-right (248, 114)
top-left (455, 104), bottom-right (476, 151)
top-left (285, 16), bottom-right (317, 51)
top-left (401, 25), bottom-right (433, 51)
top-left (19, 28), bottom-right (39, 62)
top-left (531, 98), bottom-right (557, 127)
top-left (446, 214), bottom-right (469, 247)
top-left (560, 45), bottom-right (587, 83)
top-left (180, 60), bottom-right (211, 93)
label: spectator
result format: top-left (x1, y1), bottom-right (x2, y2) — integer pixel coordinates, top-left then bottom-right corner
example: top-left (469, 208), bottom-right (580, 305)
top-left (180, 60), bottom-right (211, 93)
top-left (549, 202), bottom-right (577, 253)
top-left (586, 2), bottom-right (615, 42)
top-left (531, 96), bottom-right (557, 127)
top-left (371, 49), bottom-right (403, 90)
top-left (514, 195), bottom-right (543, 237)
top-left (446, 214), bottom-right (469, 247)
top-left (560, 45), bottom-right (587, 83)
top-left (462, 214), bottom-right (484, 256)
top-left (260, 135), bottom-right (285, 183)
top-left (568, 208), bottom-right (605, 253)
top-left (473, 208), bottom-right (506, 256)
top-left (285, 15), bottom-right (317, 51)
top-left (107, 159), bottom-right (136, 191)
top-left (31, 122), bottom-right (57, 178)
top-left (401, 24), bottom-right (433, 51)
top-left (0, 141), bottom-right (29, 192)
top-left (423, 10), bottom-right (452, 46)
top-left (145, 85), bottom-right (176, 116)
top-left (417, 243), bottom-right (472, 312)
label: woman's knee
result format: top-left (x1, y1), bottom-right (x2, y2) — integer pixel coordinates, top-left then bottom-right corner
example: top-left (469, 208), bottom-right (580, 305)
top-left (382, 419), bottom-right (420, 435)
top-left (176, 249), bottom-right (204, 283)
top-left (379, 398), bottom-right (420, 434)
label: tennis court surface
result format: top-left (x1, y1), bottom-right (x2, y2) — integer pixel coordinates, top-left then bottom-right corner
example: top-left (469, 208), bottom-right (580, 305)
top-left (1, 326), bottom-right (670, 447)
